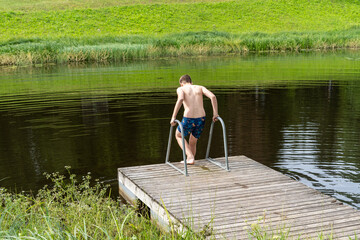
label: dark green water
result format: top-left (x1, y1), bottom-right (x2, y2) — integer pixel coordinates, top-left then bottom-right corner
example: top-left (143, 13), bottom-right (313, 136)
top-left (0, 52), bottom-right (359, 209)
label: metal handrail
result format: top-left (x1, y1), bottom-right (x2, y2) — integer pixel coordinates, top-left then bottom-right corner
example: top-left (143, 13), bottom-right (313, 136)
top-left (205, 116), bottom-right (229, 171)
top-left (165, 119), bottom-right (188, 176)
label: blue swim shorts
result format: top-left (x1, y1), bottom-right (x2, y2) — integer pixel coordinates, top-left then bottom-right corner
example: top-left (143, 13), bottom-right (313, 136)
top-left (177, 117), bottom-right (206, 139)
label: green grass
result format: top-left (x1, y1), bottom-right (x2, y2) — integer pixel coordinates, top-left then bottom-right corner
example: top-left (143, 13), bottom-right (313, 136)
top-left (1, 0), bottom-right (360, 65)
top-left (1, 29), bottom-right (360, 65)
top-left (0, 0), bottom-right (231, 12)
top-left (0, 168), bottom-right (204, 239)
top-left (2, 0), bottom-right (360, 40)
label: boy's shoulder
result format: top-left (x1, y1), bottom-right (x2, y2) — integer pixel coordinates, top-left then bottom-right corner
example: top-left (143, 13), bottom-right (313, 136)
top-left (189, 84), bottom-right (205, 90)
top-left (177, 85), bottom-right (207, 93)
top-left (177, 85), bottom-right (203, 89)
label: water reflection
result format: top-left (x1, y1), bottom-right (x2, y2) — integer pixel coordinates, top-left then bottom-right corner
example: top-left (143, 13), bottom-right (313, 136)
top-left (0, 52), bottom-right (359, 209)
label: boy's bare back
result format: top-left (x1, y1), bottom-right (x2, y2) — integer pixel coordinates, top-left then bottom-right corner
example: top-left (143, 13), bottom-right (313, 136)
top-left (177, 84), bottom-right (206, 118)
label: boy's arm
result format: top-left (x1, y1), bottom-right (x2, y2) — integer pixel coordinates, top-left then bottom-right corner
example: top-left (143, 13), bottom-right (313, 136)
top-left (202, 87), bottom-right (219, 122)
top-left (170, 87), bottom-right (184, 126)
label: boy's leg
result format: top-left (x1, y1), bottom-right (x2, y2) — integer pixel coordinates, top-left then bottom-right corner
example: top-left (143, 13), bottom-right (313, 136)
top-left (175, 129), bottom-right (195, 164)
top-left (189, 134), bottom-right (198, 159)
top-left (187, 117), bottom-right (204, 161)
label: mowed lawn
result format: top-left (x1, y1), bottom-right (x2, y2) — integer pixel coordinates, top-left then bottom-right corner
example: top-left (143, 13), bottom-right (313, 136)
top-left (1, 0), bottom-right (360, 42)
top-left (0, 0), bottom-right (232, 11)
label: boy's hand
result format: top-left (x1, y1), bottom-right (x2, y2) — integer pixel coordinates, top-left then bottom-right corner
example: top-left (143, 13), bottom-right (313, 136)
top-left (212, 114), bottom-right (219, 122)
top-left (170, 118), bottom-right (177, 126)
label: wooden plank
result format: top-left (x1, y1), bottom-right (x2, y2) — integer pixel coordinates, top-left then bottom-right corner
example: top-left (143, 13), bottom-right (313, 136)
top-left (148, 179), bottom-right (298, 201)
top-left (118, 156), bottom-right (360, 239)
top-left (187, 198), bottom-right (347, 225)
top-left (135, 174), bottom-right (289, 191)
top-left (186, 198), bottom-right (332, 224)
top-left (162, 186), bottom-right (321, 211)
top-left (121, 156), bottom-right (268, 178)
top-left (216, 216), bottom-right (360, 240)
top-left (123, 163), bottom-right (265, 180)
top-left (131, 167), bottom-right (280, 183)
top-left (211, 207), bottom-right (359, 234)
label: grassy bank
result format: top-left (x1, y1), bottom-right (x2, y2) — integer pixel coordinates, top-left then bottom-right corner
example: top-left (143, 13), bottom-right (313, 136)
top-left (1, 29), bottom-right (360, 65)
top-left (0, 0), bottom-right (360, 65)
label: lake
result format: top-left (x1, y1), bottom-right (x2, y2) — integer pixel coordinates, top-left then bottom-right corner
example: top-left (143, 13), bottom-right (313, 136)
top-left (0, 51), bottom-right (359, 209)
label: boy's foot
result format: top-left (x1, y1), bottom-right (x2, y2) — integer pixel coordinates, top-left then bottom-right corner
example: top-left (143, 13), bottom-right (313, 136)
top-left (180, 159), bottom-right (195, 165)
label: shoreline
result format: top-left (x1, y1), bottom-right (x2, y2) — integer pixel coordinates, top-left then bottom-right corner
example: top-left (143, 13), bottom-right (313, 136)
top-left (1, 29), bottom-right (360, 66)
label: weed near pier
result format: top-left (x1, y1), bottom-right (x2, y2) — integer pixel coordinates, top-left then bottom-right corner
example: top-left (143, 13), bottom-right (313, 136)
top-left (0, 168), bottom-right (173, 239)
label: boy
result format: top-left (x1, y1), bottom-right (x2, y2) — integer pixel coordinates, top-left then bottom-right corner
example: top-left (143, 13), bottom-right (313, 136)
top-left (170, 74), bottom-right (219, 165)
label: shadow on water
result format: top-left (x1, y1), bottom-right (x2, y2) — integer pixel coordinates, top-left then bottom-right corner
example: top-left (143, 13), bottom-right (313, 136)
top-left (0, 51), bottom-right (359, 208)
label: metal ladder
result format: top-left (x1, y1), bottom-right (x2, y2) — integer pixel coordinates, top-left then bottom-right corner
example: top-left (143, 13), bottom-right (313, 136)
top-left (165, 116), bottom-right (229, 176)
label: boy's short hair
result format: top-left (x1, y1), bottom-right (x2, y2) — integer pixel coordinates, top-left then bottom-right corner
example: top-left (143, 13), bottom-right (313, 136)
top-left (179, 74), bottom-right (192, 84)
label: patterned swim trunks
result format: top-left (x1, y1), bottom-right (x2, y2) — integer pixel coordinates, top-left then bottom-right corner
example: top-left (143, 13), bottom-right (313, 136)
top-left (177, 117), bottom-right (206, 139)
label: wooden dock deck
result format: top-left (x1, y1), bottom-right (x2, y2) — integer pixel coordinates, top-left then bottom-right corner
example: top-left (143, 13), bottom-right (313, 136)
top-left (118, 155), bottom-right (360, 239)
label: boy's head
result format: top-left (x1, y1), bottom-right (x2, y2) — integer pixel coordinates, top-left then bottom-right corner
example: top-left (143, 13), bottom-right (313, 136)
top-left (179, 74), bottom-right (192, 86)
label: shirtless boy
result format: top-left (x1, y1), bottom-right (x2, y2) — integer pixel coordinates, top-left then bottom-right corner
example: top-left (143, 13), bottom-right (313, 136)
top-left (170, 74), bottom-right (219, 165)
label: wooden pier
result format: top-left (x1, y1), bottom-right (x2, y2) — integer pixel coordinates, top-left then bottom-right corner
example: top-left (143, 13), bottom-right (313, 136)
top-left (118, 155), bottom-right (360, 239)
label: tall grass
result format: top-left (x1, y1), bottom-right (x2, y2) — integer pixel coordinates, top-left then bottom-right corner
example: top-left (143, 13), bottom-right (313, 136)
top-left (1, 29), bottom-right (360, 65)
top-left (0, 167), bottom-right (201, 239)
